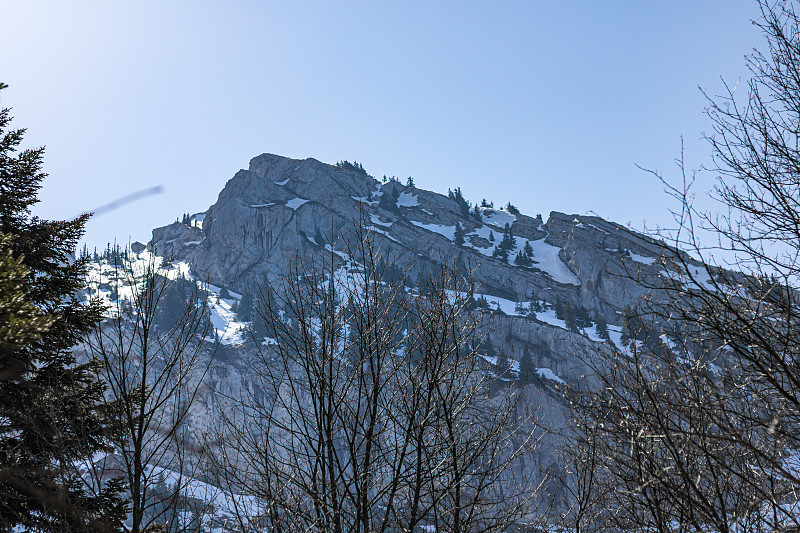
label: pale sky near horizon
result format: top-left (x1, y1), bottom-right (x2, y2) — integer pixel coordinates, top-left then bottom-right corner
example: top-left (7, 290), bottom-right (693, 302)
top-left (3, 1), bottom-right (762, 249)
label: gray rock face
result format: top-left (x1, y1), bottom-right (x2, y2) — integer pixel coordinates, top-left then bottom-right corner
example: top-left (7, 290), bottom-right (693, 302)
top-left (144, 152), bottom-right (689, 509)
top-left (150, 152), bottom-right (670, 363)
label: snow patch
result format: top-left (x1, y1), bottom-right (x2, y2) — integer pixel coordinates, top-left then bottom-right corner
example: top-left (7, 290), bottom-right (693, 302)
top-left (473, 293), bottom-right (524, 316)
top-left (478, 354), bottom-right (521, 376)
top-left (530, 306), bottom-right (566, 328)
top-left (144, 465), bottom-right (262, 523)
top-left (411, 221), bottom-right (456, 240)
top-left (207, 296), bottom-right (247, 345)
top-left (587, 223), bottom-right (610, 235)
top-left (529, 239), bottom-right (581, 285)
top-left (370, 214), bottom-right (392, 227)
top-left (397, 192), bottom-right (419, 207)
top-left (461, 228), bottom-right (579, 287)
top-left (285, 197), bottom-right (309, 210)
top-left (367, 226), bottom-right (402, 244)
top-left (479, 208), bottom-right (516, 228)
top-left (85, 251), bottom-right (247, 345)
top-left (607, 325), bottom-right (623, 347)
top-left (191, 213), bottom-right (205, 229)
top-left (351, 190), bottom-right (382, 206)
top-left (467, 225), bottom-right (498, 252)
top-left (325, 244), bottom-right (351, 262)
top-left (628, 251), bottom-right (656, 265)
top-left (535, 367), bottom-right (565, 384)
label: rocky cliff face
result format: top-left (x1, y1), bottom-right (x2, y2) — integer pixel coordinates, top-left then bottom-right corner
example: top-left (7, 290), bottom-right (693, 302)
top-left (150, 153), bottom-right (680, 388)
top-left (84, 152), bottom-right (720, 524)
top-left (73, 151), bottom-right (734, 529)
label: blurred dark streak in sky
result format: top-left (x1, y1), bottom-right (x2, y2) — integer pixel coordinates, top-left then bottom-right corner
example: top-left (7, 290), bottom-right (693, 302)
top-left (78, 185), bottom-right (164, 219)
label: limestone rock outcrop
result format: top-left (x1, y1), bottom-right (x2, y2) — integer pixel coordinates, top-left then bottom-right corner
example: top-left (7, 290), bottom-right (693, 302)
top-left (149, 153), bottom-right (680, 384)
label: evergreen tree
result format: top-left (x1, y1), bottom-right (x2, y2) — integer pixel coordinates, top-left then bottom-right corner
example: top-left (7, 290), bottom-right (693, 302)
top-left (237, 290), bottom-right (254, 322)
top-left (0, 83), bottom-right (126, 531)
top-left (153, 276), bottom-right (190, 331)
top-left (453, 222), bottom-right (465, 246)
top-left (406, 176), bottom-right (414, 187)
top-left (0, 238), bottom-right (54, 366)
top-left (489, 231), bottom-right (495, 242)
top-left (378, 187), bottom-right (400, 214)
top-left (523, 240), bottom-right (534, 258)
top-left (493, 223), bottom-right (515, 262)
top-left (505, 202), bottom-right (520, 215)
top-left (595, 316), bottom-right (610, 340)
top-left (518, 346), bottom-right (536, 385)
top-left (447, 187), bottom-right (471, 217)
top-left (479, 335), bottom-right (497, 358)
top-left (620, 306), bottom-right (631, 346)
top-left (251, 307), bottom-right (269, 342)
top-left (336, 160), bottom-right (368, 176)
top-left (314, 227), bottom-right (325, 246)
top-left (555, 297), bottom-right (565, 320)
top-left (249, 281), bottom-right (276, 342)
top-left (472, 204), bottom-right (482, 221)
top-left (574, 305), bottom-right (592, 330)
top-left (495, 350), bottom-right (511, 379)
top-left (513, 250), bottom-right (532, 267)
top-left (563, 303), bottom-right (579, 333)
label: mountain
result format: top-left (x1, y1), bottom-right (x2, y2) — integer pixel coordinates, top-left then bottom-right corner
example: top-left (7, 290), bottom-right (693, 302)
top-left (86, 153), bottom-right (697, 527)
top-left (149, 153), bottom-right (673, 381)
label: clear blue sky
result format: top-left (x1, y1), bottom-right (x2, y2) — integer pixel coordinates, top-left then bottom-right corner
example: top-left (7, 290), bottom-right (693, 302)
top-left (3, 1), bottom-right (762, 249)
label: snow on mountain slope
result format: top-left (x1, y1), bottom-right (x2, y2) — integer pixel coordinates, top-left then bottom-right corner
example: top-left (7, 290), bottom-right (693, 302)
top-left (83, 153), bottom-right (733, 530)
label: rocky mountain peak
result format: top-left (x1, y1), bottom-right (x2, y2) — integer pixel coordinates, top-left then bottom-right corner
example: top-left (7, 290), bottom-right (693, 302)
top-left (147, 152), bottom-right (682, 386)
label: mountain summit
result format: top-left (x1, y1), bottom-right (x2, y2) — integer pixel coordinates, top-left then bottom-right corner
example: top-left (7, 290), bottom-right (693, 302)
top-left (154, 152), bottom-right (663, 327)
top-left (81, 152), bottom-right (708, 525)
top-left (146, 153), bottom-right (682, 390)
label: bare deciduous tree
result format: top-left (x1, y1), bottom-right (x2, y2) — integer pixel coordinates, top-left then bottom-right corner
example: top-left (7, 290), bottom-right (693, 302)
top-left (207, 226), bottom-right (547, 532)
top-left (86, 252), bottom-right (212, 533)
top-left (567, 2), bottom-right (800, 531)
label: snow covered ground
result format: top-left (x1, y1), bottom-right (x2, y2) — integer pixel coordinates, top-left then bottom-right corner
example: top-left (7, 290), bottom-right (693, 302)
top-left (478, 353), bottom-right (565, 384)
top-left (406, 210), bottom-right (581, 286)
top-left (85, 250), bottom-right (249, 345)
top-left (396, 191), bottom-right (419, 207)
top-left (410, 220), bottom-right (456, 240)
top-left (285, 197), bottom-right (309, 210)
top-left (479, 207), bottom-right (516, 227)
